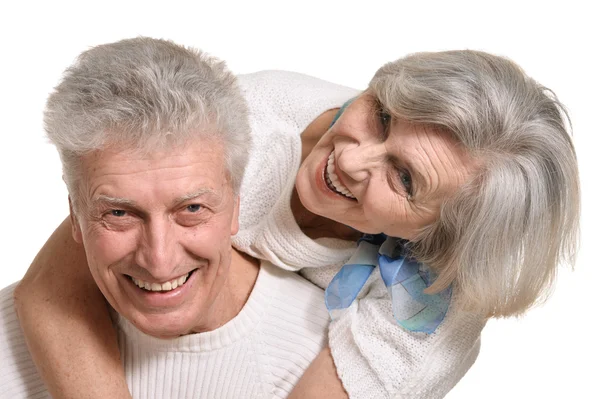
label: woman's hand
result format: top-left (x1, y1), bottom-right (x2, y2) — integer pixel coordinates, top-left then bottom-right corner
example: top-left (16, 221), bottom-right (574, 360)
top-left (13, 217), bottom-right (131, 399)
top-left (288, 347), bottom-right (349, 399)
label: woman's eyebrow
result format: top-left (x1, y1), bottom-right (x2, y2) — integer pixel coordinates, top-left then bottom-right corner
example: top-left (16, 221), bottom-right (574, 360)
top-left (405, 158), bottom-right (427, 194)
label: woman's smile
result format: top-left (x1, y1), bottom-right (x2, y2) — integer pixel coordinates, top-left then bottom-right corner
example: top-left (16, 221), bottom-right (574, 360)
top-left (323, 151), bottom-right (357, 200)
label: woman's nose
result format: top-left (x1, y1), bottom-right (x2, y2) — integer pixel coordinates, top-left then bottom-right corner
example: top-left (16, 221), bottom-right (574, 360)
top-left (336, 143), bottom-right (387, 182)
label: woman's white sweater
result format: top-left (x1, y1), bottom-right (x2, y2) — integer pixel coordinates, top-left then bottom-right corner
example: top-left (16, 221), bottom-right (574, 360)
top-left (233, 70), bottom-right (487, 399)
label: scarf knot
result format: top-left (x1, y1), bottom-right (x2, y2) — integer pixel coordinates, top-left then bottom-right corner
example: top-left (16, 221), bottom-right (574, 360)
top-left (325, 234), bottom-right (451, 334)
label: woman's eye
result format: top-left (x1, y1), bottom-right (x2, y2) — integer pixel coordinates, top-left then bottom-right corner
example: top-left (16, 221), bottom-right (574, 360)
top-left (379, 110), bottom-right (391, 127)
top-left (399, 171), bottom-right (413, 196)
top-left (186, 204), bottom-right (202, 213)
top-left (378, 107), bottom-right (391, 137)
top-left (110, 209), bottom-right (127, 217)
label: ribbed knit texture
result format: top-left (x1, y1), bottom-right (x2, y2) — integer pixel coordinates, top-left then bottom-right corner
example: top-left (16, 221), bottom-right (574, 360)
top-left (0, 262), bottom-right (330, 398)
top-left (233, 70), bottom-right (487, 398)
top-left (0, 283), bottom-right (50, 398)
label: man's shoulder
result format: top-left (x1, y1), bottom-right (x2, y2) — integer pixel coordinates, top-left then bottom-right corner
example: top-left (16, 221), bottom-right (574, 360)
top-left (249, 263), bottom-right (329, 393)
top-left (0, 282), bottom-right (20, 329)
top-left (261, 261), bottom-right (326, 303)
top-left (257, 261), bottom-right (330, 333)
top-left (0, 282), bottom-right (49, 398)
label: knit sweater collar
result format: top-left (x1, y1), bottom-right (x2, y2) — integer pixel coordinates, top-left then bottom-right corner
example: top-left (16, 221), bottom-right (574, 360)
top-left (113, 262), bottom-right (277, 352)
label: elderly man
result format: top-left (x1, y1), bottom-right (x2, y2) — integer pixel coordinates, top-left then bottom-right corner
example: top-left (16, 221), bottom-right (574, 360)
top-left (0, 37), bottom-right (329, 398)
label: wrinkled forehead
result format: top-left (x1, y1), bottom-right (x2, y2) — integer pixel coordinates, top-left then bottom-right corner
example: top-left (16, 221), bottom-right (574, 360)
top-left (75, 137), bottom-right (231, 195)
top-left (79, 134), bottom-right (226, 169)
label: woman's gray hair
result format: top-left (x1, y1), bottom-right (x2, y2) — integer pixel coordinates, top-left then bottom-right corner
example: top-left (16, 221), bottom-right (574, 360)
top-left (44, 37), bottom-right (250, 207)
top-left (369, 50), bottom-right (580, 317)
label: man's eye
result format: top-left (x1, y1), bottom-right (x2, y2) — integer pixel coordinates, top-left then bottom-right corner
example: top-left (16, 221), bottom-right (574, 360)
top-left (186, 204), bottom-right (202, 213)
top-left (178, 204), bottom-right (208, 227)
top-left (111, 209), bottom-right (127, 217)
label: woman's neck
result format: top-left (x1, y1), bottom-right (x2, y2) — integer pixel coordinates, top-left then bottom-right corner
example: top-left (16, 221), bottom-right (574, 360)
top-left (292, 108), bottom-right (362, 242)
top-left (290, 188), bottom-right (361, 241)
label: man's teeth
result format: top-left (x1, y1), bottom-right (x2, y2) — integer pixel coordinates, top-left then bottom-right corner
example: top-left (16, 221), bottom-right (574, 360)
top-left (131, 272), bottom-right (190, 292)
top-left (325, 152), bottom-right (356, 199)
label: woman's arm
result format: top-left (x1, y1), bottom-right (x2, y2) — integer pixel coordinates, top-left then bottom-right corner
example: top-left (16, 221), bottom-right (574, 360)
top-left (13, 217), bottom-right (131, 399)
top-left (288, 347), bottom-right (349, 399)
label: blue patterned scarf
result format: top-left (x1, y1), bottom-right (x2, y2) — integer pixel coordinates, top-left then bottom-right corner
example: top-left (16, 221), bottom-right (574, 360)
top-left (325, 234), bottom-right (451, 333)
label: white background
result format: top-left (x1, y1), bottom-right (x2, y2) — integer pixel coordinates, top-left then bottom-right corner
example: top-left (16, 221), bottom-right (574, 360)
top-left (0, 1), bottom-right (597, 397)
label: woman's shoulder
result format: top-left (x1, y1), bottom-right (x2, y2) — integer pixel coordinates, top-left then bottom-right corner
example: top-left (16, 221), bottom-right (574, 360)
top-left (238, 70), bottom-right (350, 93)
top-left (238, 70), bottom-right (360, 123)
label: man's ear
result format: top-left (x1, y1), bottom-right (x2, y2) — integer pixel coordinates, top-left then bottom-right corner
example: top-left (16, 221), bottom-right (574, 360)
top-left (68, 196), bottom-right (83, 244)
top-left (231, 195), bottom-right (240, 236)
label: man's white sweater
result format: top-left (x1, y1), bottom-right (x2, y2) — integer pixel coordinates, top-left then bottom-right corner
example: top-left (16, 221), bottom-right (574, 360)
top-left (0, 262), bottom-right (330, 398)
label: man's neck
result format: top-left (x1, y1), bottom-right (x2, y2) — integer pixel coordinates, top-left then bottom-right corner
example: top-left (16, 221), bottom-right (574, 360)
top-left (201, 249), bottom-right (260, 331)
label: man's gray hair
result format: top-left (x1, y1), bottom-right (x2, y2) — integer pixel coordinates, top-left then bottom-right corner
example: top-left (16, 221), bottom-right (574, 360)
top-left (370, 50), bottom-right (580, 317)
top-left (44, 37), bottom-right (250, 208)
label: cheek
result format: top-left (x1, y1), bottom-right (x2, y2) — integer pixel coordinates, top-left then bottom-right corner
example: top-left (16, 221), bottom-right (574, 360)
top-left (362, 186), bottom-right (404, 218)
top-left (390, 205), bottom-right (441, 239)
top-left (183, 221), bottom-right (232, 261)
top-left (360, 192), bottom-right (413, 234)
top-left (83, 227), bottom-right (137, 269)
top-left (185, 228), bottom-right (232, 301)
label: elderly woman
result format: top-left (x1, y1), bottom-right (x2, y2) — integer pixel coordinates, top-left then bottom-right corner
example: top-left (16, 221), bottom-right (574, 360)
top-left (14, 48), bottom-right (579, 399)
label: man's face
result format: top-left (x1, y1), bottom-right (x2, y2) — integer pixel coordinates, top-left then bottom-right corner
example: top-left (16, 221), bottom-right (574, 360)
top-left (70, 138), bottom-right (239, 338)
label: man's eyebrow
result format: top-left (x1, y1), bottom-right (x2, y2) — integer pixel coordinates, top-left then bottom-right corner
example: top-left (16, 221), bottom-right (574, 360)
top-left (93, 195), bottom-right (137, 207)
top-left (172, 188), bottom-right (216, 206)
top-left (92, 188), bottom-right (217, 209)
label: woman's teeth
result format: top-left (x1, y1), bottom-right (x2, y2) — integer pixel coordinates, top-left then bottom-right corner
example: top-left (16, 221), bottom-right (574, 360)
top-left (325, 152), bottom-right (356, 199)
top-left (131, 272), bottom-right (191, 292)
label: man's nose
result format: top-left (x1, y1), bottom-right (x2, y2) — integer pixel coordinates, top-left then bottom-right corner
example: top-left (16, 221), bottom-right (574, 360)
top-left (135, 217), bottom-right (179, 280)
top-left (336, 143), bottom-right (387, 182)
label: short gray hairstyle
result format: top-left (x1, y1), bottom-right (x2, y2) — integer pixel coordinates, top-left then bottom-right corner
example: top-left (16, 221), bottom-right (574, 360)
top-left (370, 50), bottom-right (580, 317)
top-left (44, 37), bottom-right (250, 209)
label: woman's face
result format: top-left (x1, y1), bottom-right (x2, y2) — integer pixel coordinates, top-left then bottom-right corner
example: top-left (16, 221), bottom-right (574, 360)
top-left (295, 93), bottom-right (477, 239)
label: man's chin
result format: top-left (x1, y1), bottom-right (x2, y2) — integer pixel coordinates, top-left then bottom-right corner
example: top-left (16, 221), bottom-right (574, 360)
top-left (146, 329), bottom-right (187, 339)
top-left (136, 321), bottom-right (191, 339)
top-left (128, 312), bottom-right (195, 339)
